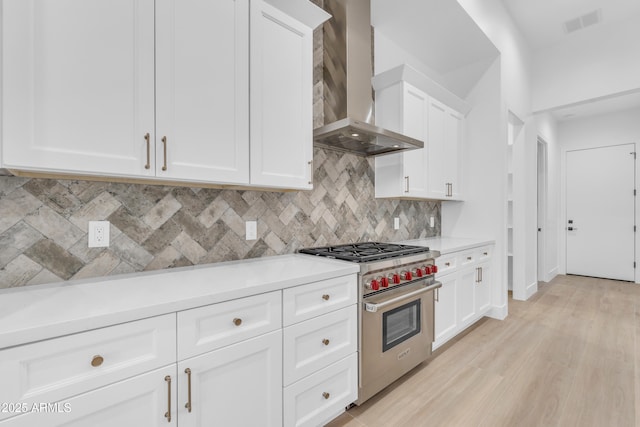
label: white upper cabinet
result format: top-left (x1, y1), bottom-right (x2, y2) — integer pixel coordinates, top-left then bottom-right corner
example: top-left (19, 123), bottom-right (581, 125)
top-left (373, 64), bottom-right (468, 201)
top-left (374, 82), bottom-right (430, 198)
top-left (1, 0), bottom-right (156, 178)
top-left (250, 0), bottom-right (329, 190)
top-left (155, 0), bottom-right (250, 184)
top-left (1, 0), bottom-right (327, 190)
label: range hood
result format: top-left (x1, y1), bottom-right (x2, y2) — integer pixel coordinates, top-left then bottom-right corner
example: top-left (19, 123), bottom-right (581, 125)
top-left (313, 0), bottom-right (423, 157)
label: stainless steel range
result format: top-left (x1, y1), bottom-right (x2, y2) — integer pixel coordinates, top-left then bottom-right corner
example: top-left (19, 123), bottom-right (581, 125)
top-left (299, 242), bottom-right (441, 405)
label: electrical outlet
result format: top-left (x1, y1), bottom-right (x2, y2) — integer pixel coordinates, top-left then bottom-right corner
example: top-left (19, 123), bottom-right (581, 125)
top-left (88, 221), bottom-right (110, 248)
top-left (246, 221), bottom-right (257, 240)
top-left (394, 217), bottom-right (400, 230)
top-left (430, 216), bottom-right (435, 227)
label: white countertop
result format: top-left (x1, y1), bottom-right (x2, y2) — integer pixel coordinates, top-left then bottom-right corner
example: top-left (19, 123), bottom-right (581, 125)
top-left (0, 254), bottom-right (359, 349)
top-left (399, 236), bottom-right (495, 255)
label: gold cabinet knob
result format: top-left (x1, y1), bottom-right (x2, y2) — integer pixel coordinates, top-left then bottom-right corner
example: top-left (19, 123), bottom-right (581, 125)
top-left (322, 294), bottom-right (330, 301)
top-left (322, 339), bottom-right (330, 346)
top-left (91, 355), bottom-right (104, 367)
top-left (233, 318), bottom-right (242, 326)
top-left (322, 392), bottom-right (330, 400)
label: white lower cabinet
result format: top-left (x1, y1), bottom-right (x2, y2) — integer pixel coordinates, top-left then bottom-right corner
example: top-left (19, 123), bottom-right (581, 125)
top-left (0, 274), bottom-right (357, 426)
top-left (434, 273), bottom-right (457, 345)
top-left (177, 331), bottom-right (282, 427)
top-left (0, 365), bottom-right (178, 426)
top-left (433, 244), bottom-right (494, 350)
top-left (284, 353), bottom-right (358, 427)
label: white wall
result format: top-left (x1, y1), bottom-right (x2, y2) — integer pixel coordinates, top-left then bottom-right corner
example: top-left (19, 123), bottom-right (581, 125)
top-left (558, 108), bottom-right (640, 282)
top-left (442, 60), bottom-right (504, 315)
top-left (532, 17), bottom-right (640, 113)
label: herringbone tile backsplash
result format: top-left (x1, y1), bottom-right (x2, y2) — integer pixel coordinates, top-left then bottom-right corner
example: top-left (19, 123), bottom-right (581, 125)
top-left (0, 148), bottom-right (440, 288)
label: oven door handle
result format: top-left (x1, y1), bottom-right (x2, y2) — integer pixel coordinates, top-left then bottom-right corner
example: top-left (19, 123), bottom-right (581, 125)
top-left (364, 281), bottom-right (442, 313)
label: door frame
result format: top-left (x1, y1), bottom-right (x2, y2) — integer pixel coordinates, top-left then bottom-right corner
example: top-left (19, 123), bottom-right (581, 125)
top-left (536, 137), bottom-right (548, 282)
top-left (561, 142), bottom-right (637, 282)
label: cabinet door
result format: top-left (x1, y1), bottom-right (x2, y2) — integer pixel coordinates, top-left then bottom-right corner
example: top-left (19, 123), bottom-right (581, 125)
top-left (155, 0), bottom-right (250, 184)
top-left (0, 366), bottom-right (177, 427)
top-left (445, 109), bottom-right (463, 199)
top-left (426, 98), bottom-right (448, 199)
top-left (457, 267), bottom-right (476, 327)
top-left (433, 273), bottom-right (457, 349)
top-left (475, 260), bottom-right (492, 315)
top-left (177, 331), bottom-right (282, 427)
top-left (1, 0), bottom-right (155, 177)
top-left (250, 0), bottom-right (313, 189)
top-left (401, 84), bottom-right (430, 198)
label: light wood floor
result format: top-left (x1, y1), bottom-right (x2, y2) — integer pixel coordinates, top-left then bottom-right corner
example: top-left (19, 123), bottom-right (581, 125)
top-left (326, 274), bottom-right (640, 427)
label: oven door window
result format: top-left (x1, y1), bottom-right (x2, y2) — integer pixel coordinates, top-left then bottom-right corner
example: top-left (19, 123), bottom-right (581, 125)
top-left (382, 299), bottom-right (421, 352)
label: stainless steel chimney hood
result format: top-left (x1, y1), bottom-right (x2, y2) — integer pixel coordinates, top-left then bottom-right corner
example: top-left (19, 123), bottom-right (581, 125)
top-left (313, 0), bottom-right (423, 157)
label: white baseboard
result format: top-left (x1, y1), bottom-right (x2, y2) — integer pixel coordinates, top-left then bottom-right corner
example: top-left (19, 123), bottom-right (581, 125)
top-left (488, 303), bottom-right (507, 320)
top-left (525, 280), bottom-right (537, 299)
top-left (545, 267), bottom-right (558, 282)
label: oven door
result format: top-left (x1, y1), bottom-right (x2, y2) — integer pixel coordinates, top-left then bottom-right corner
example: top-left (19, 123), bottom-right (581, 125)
top-left (358, 280), bottom-right (441, 404)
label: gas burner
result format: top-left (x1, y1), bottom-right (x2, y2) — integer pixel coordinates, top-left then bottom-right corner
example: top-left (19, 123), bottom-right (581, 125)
top-left (299, 242), bottom-right (431, 262)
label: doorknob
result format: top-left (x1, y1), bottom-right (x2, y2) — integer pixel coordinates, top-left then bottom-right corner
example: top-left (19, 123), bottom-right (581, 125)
top-left (568, 219), bottom-right (573, 224)
top-left (568, 227), bottom-right (578, 231)
top-left (538, 228), bottom-right (541, 232)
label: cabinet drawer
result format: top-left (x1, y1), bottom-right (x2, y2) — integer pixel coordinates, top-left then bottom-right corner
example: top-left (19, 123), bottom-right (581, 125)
top-left (0, 314), bottom-right (176, 421)
top-left (459, 250), bottom-right (477, 267)
top-left (284, 353), bottom-right (358, 427)
top-left (435, 253), bottom-right (457, 275)
top-left (477, 245), bottom-right (493, 260)
top-left (283, 274), bottom-right (357, 326)
top-left (283, 305), bottom-right (357, 386)
top-left (177, 291), bottom-right (281, 360)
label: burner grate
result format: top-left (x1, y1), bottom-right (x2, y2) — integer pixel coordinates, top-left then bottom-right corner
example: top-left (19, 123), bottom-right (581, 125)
top-left (299, 242), bottom-right (430, 262)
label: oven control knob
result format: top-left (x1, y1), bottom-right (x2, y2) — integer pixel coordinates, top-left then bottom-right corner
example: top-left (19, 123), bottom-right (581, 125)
top-left (432, 265), bottom-right (438, 273)
top-left (404, 271), bottom-right (413, 281)
top-left (368, 279), bottom-right (380, 291)
top-left (392, 274), bottom-right (401, 284)
top-left (381, 277), bottom-right (390, 287)
top-left (414, 268), bottom-right (423, 278)
top-left (424, 266), bottom-right (432, 275)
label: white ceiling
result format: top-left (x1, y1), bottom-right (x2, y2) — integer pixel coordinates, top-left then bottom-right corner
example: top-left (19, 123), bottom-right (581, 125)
top-left (501, 0), bottom-right (640, 50)
top-left (501, 0), bottom-right (640, 120)
top-left (371, 0), bottom-right (499, 98)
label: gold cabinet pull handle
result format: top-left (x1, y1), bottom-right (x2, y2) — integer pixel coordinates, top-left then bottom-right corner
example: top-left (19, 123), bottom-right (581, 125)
top-left (445, 262), bottom-right (450, 267)
top-left (322, 392), bottom-right (330, 400)
top-left (162, 136), bottom-right (168, 171)
top-left (404, 176), bottom-right (410, 193)
top-left (91, 355), bottom-right (104, 367)
top-left (184, 368), bottom-right (192, 413)
top-left (435, 287), bottom-right (439, 302)
top-left (164, 375), bottom-right (172, 422)
top-left (233, 318), bottom-right (242, 326)
top-left (144, 133), bottom-right (151, 170)
top-left (322, 294), bottom-right (330, 301)
top-left (322, 339), bottom-right (330, 346)
top-left (467, 256), bottom-right (472, 261)
top-left (479, 267), bottom-right (483, 282)
top-left (308, 160), bottom-right (313, 185)
top-left (483, 252), bottom-right (488, 256)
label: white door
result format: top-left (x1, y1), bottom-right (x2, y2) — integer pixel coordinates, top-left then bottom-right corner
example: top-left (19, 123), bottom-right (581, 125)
top-left (155, 0), bottom-right (250, 184)
top-left (433, 273), bottom-right (457, 348)
top-left (566, 144), bottom-right (635, 281)
top-left (444, 109), bottom-right (462, 199)
top-left (1, 0), bottom-right (155, 177)
top-left (427, 98), bottom-right (447, 199)
top-left (177, 331), bottom-right (282, 427)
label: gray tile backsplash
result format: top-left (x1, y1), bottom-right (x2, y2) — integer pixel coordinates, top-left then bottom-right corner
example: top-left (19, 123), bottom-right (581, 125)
top-left (0, 150), bottom-right (440, 288)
